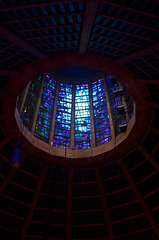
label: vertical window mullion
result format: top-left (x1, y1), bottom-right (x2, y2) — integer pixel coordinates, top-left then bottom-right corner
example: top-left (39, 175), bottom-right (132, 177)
top-left (31, 75), bottom-right (46, 134)
top-left (89, 80), bottom-right (96, 148)
top-left (18, 81), bottom-right (30, 113)
top-left (70, 83), bottom-right (75, 149)
top-left (103, 75), bottom-right (115, 141)
top-left (49, 80), bottom-right (60, 144)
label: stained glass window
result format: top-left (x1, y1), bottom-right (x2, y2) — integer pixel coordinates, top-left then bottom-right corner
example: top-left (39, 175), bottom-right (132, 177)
top-left (92, 78), bottom-right (112, 145)
top-left (75, 84), bottom-right (91, 149)
top-left (18, 72), bottom-right (134, 154)
top-left (34, 75), bottom-right (57, 142)
top-left (21, 75), bottom-right (41, 130)
top-left (53, 82), bottom-right (73, 148)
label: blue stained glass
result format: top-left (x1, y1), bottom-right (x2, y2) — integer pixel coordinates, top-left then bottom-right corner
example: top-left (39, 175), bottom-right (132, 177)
top-left (21, 75), bottom-right (41, 130)
top-left (53, 82), bottom-right (73, 148)
top-left (18, 68), bottom-right (135, 153)
top-left (75, 84), bottom-right (91, 149)
top-left (34, 75), bottom-right (57, 142)
top-left (92, 78), bottom-right (112, 145)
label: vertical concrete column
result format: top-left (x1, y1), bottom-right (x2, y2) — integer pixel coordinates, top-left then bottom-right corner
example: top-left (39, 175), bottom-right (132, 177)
top-left (31, 74), bottom-right (45, 134)
top-left (118, 82), bottom-right (129, 122)
top-left (20, 162), bottom-right (49, 240)
top-left (20, 81), bottom-right (30, 113)
top-left (89, 80), bottom-right (96, 148)
top-left (95, 165), bottom-right (114, 240)
top-left (70, 83), bottom-right (75, 149)
top-left (49, 80), bottom-right (60, 144)
top-left (103, 75), bottom-right (115, 143)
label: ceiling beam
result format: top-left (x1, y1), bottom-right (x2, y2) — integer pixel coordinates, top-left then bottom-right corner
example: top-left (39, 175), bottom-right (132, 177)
top-left (119, 157), bottom-right (159, 239)
top-left (129, 61), bottom-right (152, 78)
top-left (152, 52), bottom-right (159, 60)
top-left (4, 11), bottom-right (83, 24)
top-left (0, 153), bottom-right (11, 165)
top-left (0, 135), bottom-right (11, 150)
top-left (44, 46), bottom-right (77, 52)
top-left (72, 223), bottom-right (105, 227)
top-left (7, 54), bottom-right (33, 69)
top-left (66, 165), bottom-right (73, 240)
top-left (27, 31), bottom-right (80, 41)
top-left (95, 165), bottom-right (114, 240)
top-left (0, 70), bottom-right (20, 76)
top-left (98, 13), bottom-right (159, 33)
top-left (20, 162), bottom-right (49, 240)
top-left (0, 121), bottom-right (6, 137)
top-left (88, 47), bottom-right (120, 57)
top-left (140, 57), bottom-right (159, 74)
top-left (135, 141), bottom-right (159, 170)
top-left (44, 164), bottom-right (60, 240)
top-left (109, 199), bottom-right (138, 210)
top-left (112, 213), bottom-right (145, 224)
top-left (94, 24), bottom-right (155, 42)
top-left (0, 0), bottom-right (81, 12)
top-left (134, 79), bottom-right (159, 85)
top-left (16, 23), bottom-right (81, 33)
top-left (34, 39), bottom-right (78, 47)
top-left (0, 224), bottom-right (19, 236)
top-left (0, 168), bottom-right (17, 195)
top-left (0, 49), bottom-right (24, 65)
top-left (144, 186), bottom-right (159, 199)
top-left (78, 0), bottom-right (100, 56)
top-left (136, 171), bottom-right (158, 186)
top-left (101, 0), bottom-right (159, 19)
top-left (90, 40), bottom-right (130, 53)
top-left (0, 25), bottom-right (48, 59)
top-left (146, 100), bottom-right (159, 109)
top-left (112, 43), bottom-right (159, 63)
top-left (91, 33), bottom-right (142, 48)
top-left (72, 208), bottom-right (103, 213)
top-left (0, 43), bottom-right (15, 53)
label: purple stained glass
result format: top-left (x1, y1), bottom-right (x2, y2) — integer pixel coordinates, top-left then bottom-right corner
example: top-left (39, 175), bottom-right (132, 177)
top-left (21, 75), bottom-right (41, 130)
top-left (34, 75), bottom-right (57, 143)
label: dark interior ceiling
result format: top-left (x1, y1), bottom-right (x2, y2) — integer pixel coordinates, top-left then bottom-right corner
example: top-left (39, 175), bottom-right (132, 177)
top-left (0, 0), bottom-right (159, 240)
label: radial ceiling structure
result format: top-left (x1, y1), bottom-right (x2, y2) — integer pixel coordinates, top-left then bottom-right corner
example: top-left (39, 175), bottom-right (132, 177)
top-left (0, 1), bottom-right (159, 240)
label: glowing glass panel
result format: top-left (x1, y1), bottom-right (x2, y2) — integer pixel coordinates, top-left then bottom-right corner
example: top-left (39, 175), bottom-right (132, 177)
top-left (75, 84), bottom-right (91, 149)
top-left (21, 76), bottom-right (41, 130)
top-left (53, 82), bottom-right (73, 148)
top-left (34, 75), bottom-right (57, 142)
top-left (92, 78), bottom-right (112, 145)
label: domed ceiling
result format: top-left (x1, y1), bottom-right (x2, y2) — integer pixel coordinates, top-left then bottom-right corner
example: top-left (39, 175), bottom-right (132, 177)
top-left (0, 0), bottom-right (159, 240)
